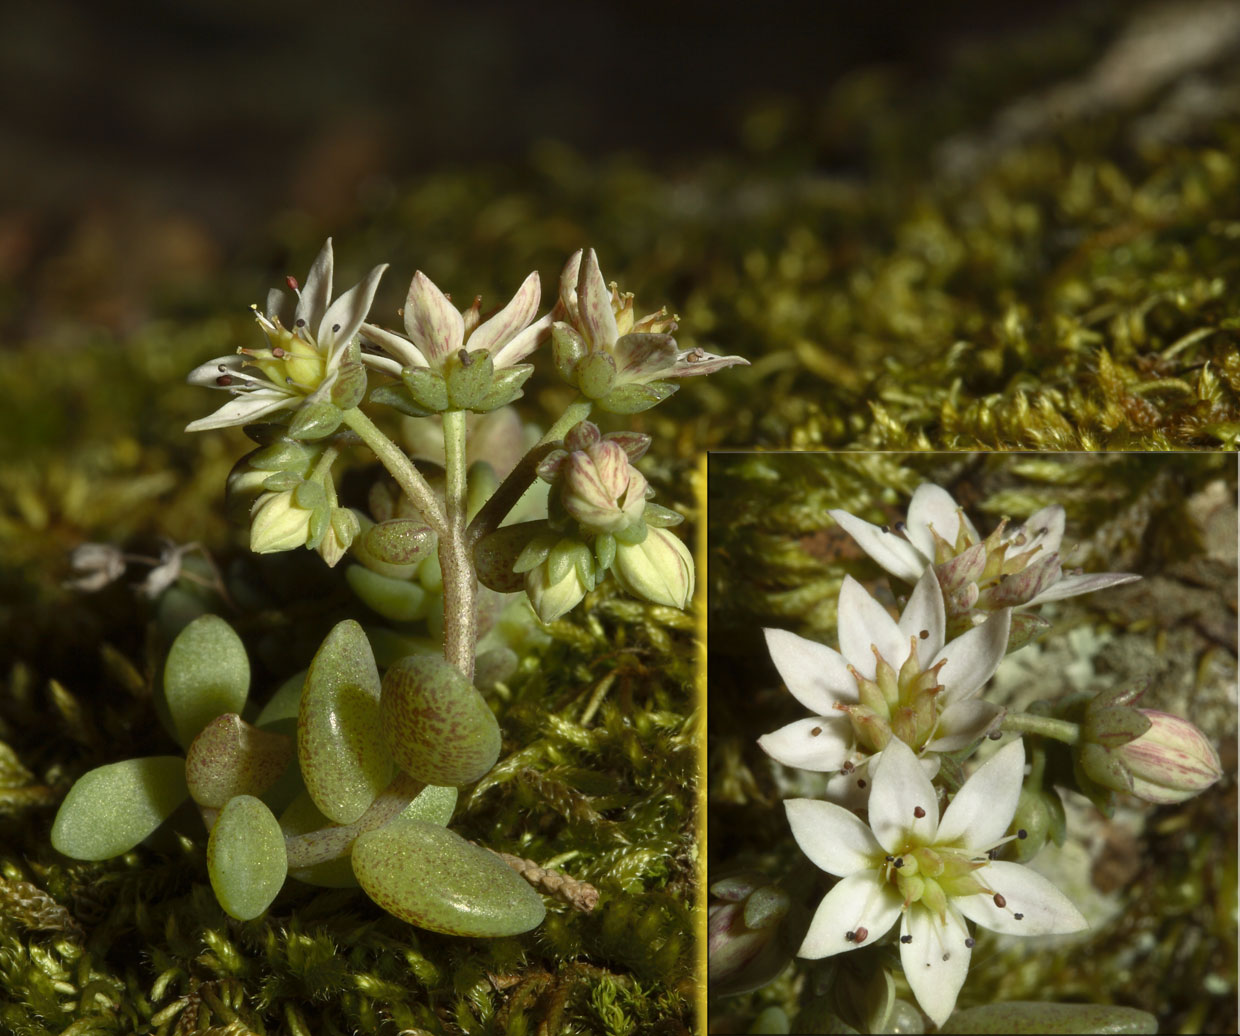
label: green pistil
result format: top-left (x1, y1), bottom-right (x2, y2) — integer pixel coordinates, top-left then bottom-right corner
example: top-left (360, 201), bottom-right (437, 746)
top-left (846, 639), bottom-right (946, 752)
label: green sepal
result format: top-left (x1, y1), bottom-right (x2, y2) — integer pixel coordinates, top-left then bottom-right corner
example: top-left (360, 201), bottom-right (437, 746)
top-left (163, 614), bottom-right (250, 748)
top-left (242, 422), bottom-right (290, 446)
top-left (289, 401), bottom-right (344, 440)
top-left (365, 519), bottom-right (436, 567)
top-left (552, 324), bottom-right (587, 380)
top-left (612, 517), bottom-right (649, 546)
top-left (352, 818), bottom-right (545, 936)
top-left (643, 502), bottom-right (685, 528)
top-left (250, 440), bottom-right (315, 471)
top-left (547, 538), bottom-right (593, 587)
top-left (402, 367), bottom-right (450, 413)
top-left (596, 380), bottom-right (678, 414)
top-left (472, 364), bottom-right (534, 412)
top-left (346, 565), bottom-right (430, 622)
top-left (51, 756), bottom-right (189, 861)
top-left (207, 794), bottom-right (288, 920)
top-left (330, 362), bottom-right (368, 409)
top-left (574, 351), bottom-right (617, 399)
top-left (594, 532), bottom-right (617, 571)
top-left (379, 655), bottom-right (500, 786)
top-left (369, 383), bottom-right (435, 418)
top-left (1083, 705), bottom-right (1153, 747)
top-left (261, 470), bottom-right (303, 492)
top-left (943, 1001), bottom-right (1157, 1034)
top-left (306, 503), bottom-right (330, 550)
top-left (1007, 611), bottom-right (1053, 651)
top-left (293, 479), bottom-right (326, 512)
top-left (513, 531), bottom-right (560, 575)
top-left (445, 350), bottom-right (494, 410)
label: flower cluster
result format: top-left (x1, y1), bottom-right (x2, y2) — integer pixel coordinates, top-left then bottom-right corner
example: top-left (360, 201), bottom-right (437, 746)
top-left (746, 483), bottom-right (1224, 1028)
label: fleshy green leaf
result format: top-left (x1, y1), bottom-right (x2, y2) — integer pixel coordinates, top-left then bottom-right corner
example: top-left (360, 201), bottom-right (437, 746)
top-left (352, 818), bottom-right (545, 936)
top-left (944, 1001), bottom-right (1158, 1034)
top-left (298, 620), bottom-right (395, 824)
top-left (207, 795), bottom-right (288, 920)
top-left (345, 565), bottom-right (430, 621)
top-left (51, 756), bottom-right (189, 861)
top-left (288, 401), bottom-right (343, 440)
top-left (364, 519), bottom-right (436, 567)
top-left (185, 713), bottom-right (294, 808)
top-left (380, 655), bottom-right (500, 786)
top-left (163, 614), bottom-right (250, 748)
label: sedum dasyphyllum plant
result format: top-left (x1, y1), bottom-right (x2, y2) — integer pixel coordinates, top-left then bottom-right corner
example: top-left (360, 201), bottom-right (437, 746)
top-left (711, 482), bottom-right (1224, 1033)
top-left (52, 240), bottom-right (745, 936)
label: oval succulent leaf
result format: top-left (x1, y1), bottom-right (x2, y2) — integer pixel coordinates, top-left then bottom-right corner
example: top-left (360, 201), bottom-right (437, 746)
top-left (51, 756), bottom-right (189, 861)
top-left (944, 1001), bottom-right (1157, 1034)
top-left (299, 620), bottom-right (395, 824)
top-left (352, 818), bottom-right (545, 936)
top-left (207, 795), bottom-right (288, 920)
top-left (379, 655), bottom-right (501, 786)
top-left (186, 712), bottom-right (295, 808)
top-left (474, 522), bottom-right (546, 592)
top-left (163, 615), bottom-right (250, 748)
top-left (365, 519), bottom-right (436, 567)
top-left (346, 565), bottom-right (430, 622)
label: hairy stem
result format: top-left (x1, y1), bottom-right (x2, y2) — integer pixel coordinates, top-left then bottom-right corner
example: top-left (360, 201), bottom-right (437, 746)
top-left (440, 409), bottom-right (475, 680)
top-left (537, 397), bottom-right (593, 446)
top-left (1001, 712), bottom-right (1081, 745)
top-left (342, 407), bottom-right (447, 535)
top-left (284, 772), bottom-right (426, 869)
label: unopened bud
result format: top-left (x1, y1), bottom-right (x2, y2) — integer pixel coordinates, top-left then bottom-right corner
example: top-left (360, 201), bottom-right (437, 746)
top-left (524, 538), bottom-right (594, 623)
top-left (612, 526), bottom-right (694, 610)
top-left (561, 439), bottom-right (647, 534)
top-left (708, 874), bottom-right (792, 996)
top-left (249, 489), bottom-right (315, 554)
top-left (1113, 710), bottom-right (1222, 804)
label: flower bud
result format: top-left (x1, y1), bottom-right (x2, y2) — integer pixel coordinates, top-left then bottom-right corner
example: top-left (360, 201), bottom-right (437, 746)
top-left (612, 526), bottom-right (694, 610)
top-left (561, 439), bottom-right (648, 534)
top-left (524, 539), bottom-right (593, 623)
top-left (708, 874), bottom-right (792, 996)
top-left (1113, 710), bottom-right (1222, 804)
top-left (317, 507), bottom-right (360, 568)
top-left (249, 489), bottom-right (315, 554)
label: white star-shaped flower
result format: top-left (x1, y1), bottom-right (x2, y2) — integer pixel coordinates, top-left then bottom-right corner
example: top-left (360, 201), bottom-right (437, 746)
top-left (186, 239), bottom-right (387, 432)
top-left (828, 483), bottom-right (1140, 615)
top-left (786, 737), bottom-right (1087, 1027)
top-left (758, 568), bottom-right (1011, 805)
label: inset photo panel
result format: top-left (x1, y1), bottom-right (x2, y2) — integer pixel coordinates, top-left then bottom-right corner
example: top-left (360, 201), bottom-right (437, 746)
top-left (707, 452), bottom-right (1236, 1035)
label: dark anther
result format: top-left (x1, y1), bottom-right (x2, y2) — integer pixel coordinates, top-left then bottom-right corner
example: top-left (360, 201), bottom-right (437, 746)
top-left (1017, 829), bottom-right (1028, 839)
top-left (295, 318), bottom-right (306, 327)
top-left (1014, 912), bottom-right (1024, 920)
top-left (854, 927), bottom-right (868, 944)
top-left (942, 952), bottom-right (950, 961)
top-left (993, 893), bottom-right (1006, 908)
top-left (841, 761), bottom-right (855, 775)
top-left (965, 937), bottom-right (975, 948)
top-left (216, 375), bottom-right (234, 386)
top-left (913, 806), bottom-right (926, 818)
top-left (988, 730), bottom-right (1002, 740)
top-left (885, 855), bottom-right (895, 862)
top-left (894, 521), bottom-right (907, 534)
top-left (856, 779), bottom-right (867, 788)
top-left (332, 323), bottom-right (341, 332)
top-left (893, 857), bottom-right (904, 869)
top-left (988, 848), bottom-right (1000, 860)
top-left (810, 726), bottom-right (822, 736)
top-left (217, 363), bottom-right (229, 371)
top-left (844, 930), bottom-right (856, 942)
top-left (900, 934), bottom-right (913, 944)
top-left (458, 347), bottom-right (473, 366)
top-left (881, 525), bottom-right (891, 533)
top-left (272, 346), bottom-right (286, 357)
top-left (919, 629), bottom-right (929, 639)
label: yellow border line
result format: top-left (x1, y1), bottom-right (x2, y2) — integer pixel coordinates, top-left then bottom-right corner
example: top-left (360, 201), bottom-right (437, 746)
top-left (694, 450), bottom-right (710, 1035)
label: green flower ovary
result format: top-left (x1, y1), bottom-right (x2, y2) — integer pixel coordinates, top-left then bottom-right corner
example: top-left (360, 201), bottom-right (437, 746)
top-left (883, 844), bottom-right (988, 922)
top-left (246, 323), bottom-right (327, 393)
top-left (929, 513), bottom-right (1042, 588)
top-left (846, 637), bottom-right (945, 753)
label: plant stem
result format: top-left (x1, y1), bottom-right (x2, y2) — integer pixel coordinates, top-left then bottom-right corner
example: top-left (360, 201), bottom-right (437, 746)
top-left (284, 772), bottom-right (425, 869)
top-left (440, 409), bottom-right (476, 680)
top-left (341, 407), bottom-right (447, 535)
top-left (537, 397), bottom-right (593, 446)
top-left (465, 441), bottom-right (559, 548)
top-left (1001, 712), bottom-right (1081, 745)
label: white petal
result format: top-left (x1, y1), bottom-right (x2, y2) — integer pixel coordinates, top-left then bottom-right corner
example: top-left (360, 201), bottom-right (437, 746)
top-left (898, 567), bottom-right (946, 669)
top-left (937, 738), bottom-right (1024, 848)
top-left (187, 354), bottom-right (243, 387)
top-left (764, 627), bottom-right (858, 714)
top-left (901, 905), bottom-right (972, 1027)
top-left (403, 271), bottom-right (464, 366)
top-left (185, 390), bottom-right (297, 432)
top-left (868, 738), bottom-right (938, 852)
top-left (1027, 570), bottom-right (1142, 605)
top-left (576, 248), bottom-right (619, 349)
top-left (925, 699), bottom-right (1004, 753)
top-left (954, 860), bottom-right (1088, 936)
top-left (358, 352), bottom-right (404, 377)
top-left (318, 263), bottom-right (388, 354)
top-left (295, 239), bottom-right (334, 332)
top-left (906, 484), bottom-right (976, 558)
top-left (837, 576), bottom-right (905, 676)
top-left (758, 717), bottom-right (851, 771)
top-left (467, 271), bottom-right (540, 358)
top-left (785, 798), bottom-right (883, 876)
top-left (797, 871), bottom-right (903, 959)
top-left (558, 248), bottom-right (583, 320)
top-left (360, 322), bottom-right (430, 369)
top-left (1016, 504), bottom-right (1065, 556)
top-left (828, 509), bottom-right (927, 583)
top-left (824, 764), bottom-right (875, 808)
top-left (491, 309), bottom-right (553, 369)
top-left (932, 607), bottom-right (1011, 704)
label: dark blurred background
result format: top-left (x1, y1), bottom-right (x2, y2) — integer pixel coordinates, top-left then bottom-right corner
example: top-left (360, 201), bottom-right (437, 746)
top-left (0, 0), bottom-right (1134, 341)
